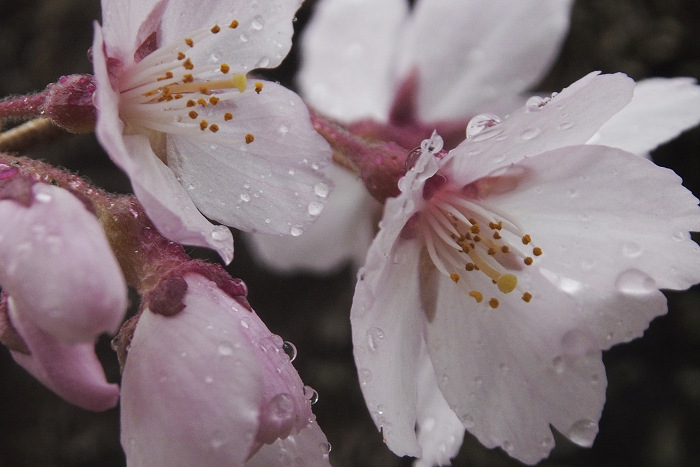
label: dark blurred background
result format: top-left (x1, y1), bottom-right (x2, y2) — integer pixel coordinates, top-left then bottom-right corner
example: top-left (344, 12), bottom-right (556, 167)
top-left (1, 0), bottom-right (700, 466)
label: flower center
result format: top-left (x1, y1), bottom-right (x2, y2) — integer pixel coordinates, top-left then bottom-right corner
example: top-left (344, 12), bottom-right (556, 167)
top-left (117, 20), bottom-right (260, 143)
top-left (420, 189), bottom-right (541, 308)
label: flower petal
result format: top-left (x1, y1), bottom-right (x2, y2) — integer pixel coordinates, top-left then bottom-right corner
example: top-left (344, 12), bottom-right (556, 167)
top-left (0, 183), bottom-right (126, 343)
top-left (589, 77), bottom-right (700, 155)
top-left (396, 0), bottom-right (574, 120)
top-left (245, 421), bottom-right (331, 467)
top-left (9, 300), bottom-right (119, 412)
top-left (99, 0), bottom-right (167, 61)
top-left (414, 353), bottom-right (465, 467)
top-left (93, 24), bottom-right (234, 263)
top-left (298, 0), bottom-right (408, 121)
top-left (160, 0), bottom-right (303, 73)
top-left (424, 271), bottom-right (610, 464)
top-left (165, 81), bottom-right (332, 236)
top-left (121, 274), bottom-right (263, 466)
top-left (446, 72), bottom-right (635, 184)
top-left (245, 165), bottom-right (377, 273)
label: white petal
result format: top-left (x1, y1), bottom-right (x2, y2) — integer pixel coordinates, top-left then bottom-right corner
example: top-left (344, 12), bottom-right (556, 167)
top-left (246, 421), bottom-right (331, 467)
top-left (166, 81), bottom-right (332, 236)
top-left (397, 0), bottom-right (574, 120)
top-left (298, 0), bottom-right (408, 121)
top-left (121, 275), bottom-right (263, 466)
top-left (0, 184), bottom-right (126, 343)
top-left (589, 77), bottom-right (700, 155)
top-left (93, 24), bottom-right (234, 263)
top-left (414, 354), bottom-right (465, 467)
top-left (424, 271), bottom-right (608, 465)
top-left (245, 165), bottom-right (377, 273)
top-left (446, 72), bottom-right (635, 184)
top-left (99, 0), bottom-right (166, 61)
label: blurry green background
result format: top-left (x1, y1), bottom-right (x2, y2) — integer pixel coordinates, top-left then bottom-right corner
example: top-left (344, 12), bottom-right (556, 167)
top-left (1, 0), bottom-right (700, 466)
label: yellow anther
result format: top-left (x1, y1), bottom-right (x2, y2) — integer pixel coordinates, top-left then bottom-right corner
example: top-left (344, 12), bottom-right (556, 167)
top-left (229, 19), bottom-right (239, 28)
top-left (224, 112), bottom-right (233, 121)
top-left (220, 64), bottom-right (230, 74)
top-left (465, 263), bottom-right (475, 271)
top-left (487, 247), bottom-right (496, 256)
top-left (211, 25), bottom-right (221, 34)
top-left (182, 74), bottom-right (194, 83)
top-left (232, 74), bottom-right (247, 92)
top-left (254, 82), bottom-right (263, 94)
top-left (186, 100), bottom-right (196, 107)
top-left (209, 124), bottom-right (219, 133)
top-left (522, 292), bottom-right (532, 303)
top-left (199, 86), bottom-right (210, 95)
top-left (489, 298), bottom-right (500, 309)
top-left (185, 38), bottom-right (194, 47)
top-left (197, 98), bottom-right (207, 106)
top-left (533, 247), bottom-right (543, 256)
top-left (450, 273), bottom-right (460, 283)
top-left (493, 231), bottom-right (502, 239)
top-left (209, 96), bottom-right (220, 105)
top-left (188, 110), bottom-right (198, 119)
top-left (177, 51), bottom-right (186, 60)
top-left (496, 274), bottom-right (517, 294)
top-left (522, 234), bottom-right (531, 245)
top-left (174, 93), bottom-right (183, 99)
top-left (199, 120), bottom-right (208, 130)
top-left (468, 291), bottom-right (483, 303)
top-left (524, 257), bottom-right (533, 266)
top-left (470, 224), bottom-right (480, 234)
top-left (157, 71), bottom-right (174, 81)
top-left (183, 58), bottom-right (194, 70)
top-left (501, 245), bottom-right (509, 253)
top-left (245, 133), bottom-right (255, 144)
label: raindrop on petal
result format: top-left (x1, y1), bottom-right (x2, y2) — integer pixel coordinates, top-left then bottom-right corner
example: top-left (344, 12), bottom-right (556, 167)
top-left (303, 385), bottom-right (319, 405)
top-left (466, 113), bottom-right (502, 139)
top-left (313, 182), bottom-right (330, 198)
top-left (615, 269), bottom-right (656, 295)
top-left (282, 341), bottom-right (297, 362)
top-left (567, 419), bottom-right (598, 447)
top-left (366, 327), bottom-right (385, 351)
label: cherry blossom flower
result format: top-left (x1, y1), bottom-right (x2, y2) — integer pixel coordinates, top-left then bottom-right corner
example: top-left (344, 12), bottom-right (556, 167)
top-left (0, 176), bottom-right (127, 410)
top-left (350, 73), bottom-right (700, 465)
top-left (247, 0), bottom-right (573, 272)
top-left (92, 0), bottom-right (332, 264)
top-left (120, 273), bottom-right (330, 466)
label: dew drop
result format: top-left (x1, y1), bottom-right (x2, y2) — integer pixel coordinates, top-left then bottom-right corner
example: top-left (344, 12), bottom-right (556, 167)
top-left (320, 442), bottom-right (332, 455)
top-left (205, 375), bottom-right (214, 384)
top-left (615, 269), bottom-right (656, 295)
top-left (282, 341), bottom-right (297, 362)
top-left (34, 191), bottom-right (52, 203)
top-left (290, 225), bottom-right (303, 236)
top-left (307, 201), bottom-right (323, 216)
top-left (366, 327), bottom-right (385, 351)
top-left (256, 56), bottom-right (270, 68)
top-left (420, 131), bottom-right (444, 154)
top-left (211, 431), bottom-right (225, 450)
top-left (567, 419), bottom-right (598, 447)
top-left (526, 95), bottom-right (549, 110)
top-left (218, 342), bottom-right (234, 356)
top-left (672, 231), bottom-right (685, 241)
top-left (622, 241), bottom-right (642, 258)
top-left (279, 124), bottom-right (289, 135)
top-left (240, 192), bottom-right (251, 202)
top-left (240, 317), bottom-right (251, 329)
top-left (263, 393), bottom-right (295, 424)
top-left (558, 121), bottom-right (574, 130)
top-left (211, 227), bottom-right (229, 241)
top-left (520, 127), bottom-right (541, 140)
top-left (466, 113), bottom-right (502, 139)
top-left (359, 368), bottom-right (372, 385)
top-left (314, 181), bottom-right (330, 198)
top-left (251, 15), bottom-right (265, 30)
top-left (303, 385), bottom-right (319, 405)
top-left (240, 33), bottom-right (249, 42)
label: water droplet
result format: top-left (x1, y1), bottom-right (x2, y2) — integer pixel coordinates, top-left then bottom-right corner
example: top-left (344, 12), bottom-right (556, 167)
top-left (251, 15), bottom-right (265, 30)
top-left (473, 377), bottom-right (483, 387)
top-left (240, 33), bottom-right (249, 42)
top-left (240, 192), bottom-right (251, 202)
top-left (320, 442), bottom-right (332, 455)
top-left (290, 225), bottom-right (303, 236)
top-left (540, 436), bottom-right (554, 449)
top-left (34, 192), bottom-right (52, 203)
top-left (377, 405), bottom-right (385, 415)
top-left (303, 385), bottom-right (319, 405)
top-left (256, 56), bottom-right (270, 68)
top-left (282, 341), bottom-right (297, 362)
top-left (466, 113), bottom-right (502, 139)
top-left (558, 121), bottom-right (574, 130)
top-left (420, 131), bottom-right (443, 154)
top-left (359, 368), bottom-right (372, 385)
top-left (520, 127), bottom-right (541, 140)
top-left (615, 269), bottom-right (656, 295)
top-left (526, 95), bottom-right (549, 110)
top-left (313, 182), bottom-right (330, 198)
top-left (622, 241), bottom-right (642, 258)
top-left (307, 201), bottom-right (323, 216)
top-left (218, 342), bottom-right (234, 356)
top-left (205, 375), bottom-right (213, 384)
top-left (279, 124), bottom-right (289, 135)
top-left (552, 355), bottom-right (565, 374)
top-left (263, 393), bottom-right (294, 424)
top-left (366, 327), bottom-right (385, 351)
top-left (567, 419), bottom-right (598, 447)
top-left (211, 227), bottom-right (229, 241)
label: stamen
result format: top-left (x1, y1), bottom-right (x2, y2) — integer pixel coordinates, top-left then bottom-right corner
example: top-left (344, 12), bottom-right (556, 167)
top-left (245, 133), bottom-right (254, 144)
top-left (255, 82), bottom-right (263, 94)
top-left (232, 74), bottom-right (247, 92)
top-left (220, 64), bottom-right (230, 74)
top-left (489, 298), bottom-right (499, 309)
top-left (200, 120), bottom-right (209, 130)
top-left (177, 52), bottom-right (186, 60)
top-left (469, 291), bottom-right (483, 303)
top-left (209, 124), bottom-right (219, 133)
top-left (185, 38), bottom-right (194, 47)
top-left (224, 112), bottom-right (233, 121)
top-left (211, 25), bottom-right (221, 34)
top-left (522, 292), bottom-right (532, 303)
top-left (450, 273), bottom-right (460, 283)
top-left (229, 20), bottom-right (239, 28)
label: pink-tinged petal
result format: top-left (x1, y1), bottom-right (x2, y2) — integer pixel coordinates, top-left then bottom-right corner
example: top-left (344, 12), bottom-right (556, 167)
top-left (589, 78), bottom-right (700, 155)
top-left (486, 145), bottom-right (700, 295)
top-left (121, 275), bottom-right (262, 466)
top-left (414, 354), bottom-right (465, 467)
top-left (245, 165), bottom-right (377, 273)
top-left (396, 0), bottom-right (573, 120)
top-left (121, 273), bottom-right (315, 465)
top-left (445, 72), bottom-right (635, 184)
top-left (246, 421), bottom-right (331, 467)
top-left (161, 0), bottom-right (304, 73)
top-left (100, 0), bottom-right (167, 61)
top-left (299, 0), bottom-right (408, 121)
top-left (0, 183), bottom-right (126, 343)
top-left (8, 301), bottom-right (119, 412)
top-left (93, 24), bottom-right (234, 263)
top-left (424, 271), bottom-right (610, 464)
top-left (165, 81), bottom-right (332, 236)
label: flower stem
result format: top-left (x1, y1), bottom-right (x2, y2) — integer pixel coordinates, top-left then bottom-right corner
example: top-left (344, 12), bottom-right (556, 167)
top-left (0, 91), bottom-right (48, 120)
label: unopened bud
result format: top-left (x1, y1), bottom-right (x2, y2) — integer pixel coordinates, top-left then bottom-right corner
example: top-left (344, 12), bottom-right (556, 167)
top-left (44, 74), bottom-right (97, 133)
